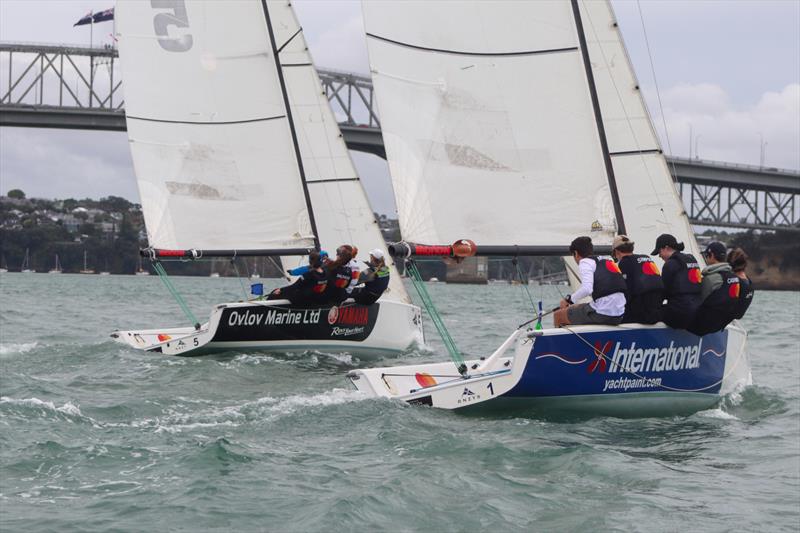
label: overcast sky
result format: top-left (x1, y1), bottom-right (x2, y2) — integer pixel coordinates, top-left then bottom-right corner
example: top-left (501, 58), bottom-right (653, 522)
top-left (0, 0), bottom-right (798, 215)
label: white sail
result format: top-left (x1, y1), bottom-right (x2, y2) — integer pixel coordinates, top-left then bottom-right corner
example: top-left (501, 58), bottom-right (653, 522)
top-left (363, 0), bottom-right (619, 247)
top-left (579, 0), bottom-right (703, 260)
top-left (117, 0), bottom-right (313, 251)
top-left (269, 1), bottom-right (409, 302)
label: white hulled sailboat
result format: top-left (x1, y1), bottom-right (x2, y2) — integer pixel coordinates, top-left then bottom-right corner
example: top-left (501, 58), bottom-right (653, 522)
top-left (111, 0), bottom-right (423, 356)
top-left (347, 0), bottom-right (750, 415)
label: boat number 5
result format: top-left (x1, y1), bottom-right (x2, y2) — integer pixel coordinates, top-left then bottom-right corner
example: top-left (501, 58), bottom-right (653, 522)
top-left (193, 337), bottom-right (199, 347)
top-left (151, 0), bottom-right (193, 52)
top-left (487, 382), bottom-right (494, 395)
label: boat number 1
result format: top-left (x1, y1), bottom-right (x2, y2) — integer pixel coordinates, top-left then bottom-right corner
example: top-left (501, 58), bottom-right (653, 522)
top-left (151, 0), bottom-right (194, 52)
top-left (487, 382), bottom-right (494, 395)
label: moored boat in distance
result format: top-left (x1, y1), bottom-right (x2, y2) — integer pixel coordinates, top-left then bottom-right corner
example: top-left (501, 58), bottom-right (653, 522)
top-left (48, 254), bottom-right (62, 274)
top-left (80, 250), bottom-right (95, 274)
top-left (20, 248), bottom-right (34, 273)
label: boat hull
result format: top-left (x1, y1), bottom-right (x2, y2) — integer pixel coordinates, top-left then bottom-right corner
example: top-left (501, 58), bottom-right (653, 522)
top-left (347, 322), bottom-right (750, 415)
top-left (111, 299), bottom-right (424, 357)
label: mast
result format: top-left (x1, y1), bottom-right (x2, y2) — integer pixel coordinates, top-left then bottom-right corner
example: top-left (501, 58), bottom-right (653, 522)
top-left (260, 0), bottom-right (321, 251)
top-left (569, 0), bottom-right (627, 235)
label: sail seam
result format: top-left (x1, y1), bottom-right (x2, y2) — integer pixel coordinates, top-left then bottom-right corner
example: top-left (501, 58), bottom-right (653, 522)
top-left (281, 62), bottom-right (312, 67)
top-left (126, 115), bottom-right (285, 126)
top-left (366, 33), bottom-right (578, 57)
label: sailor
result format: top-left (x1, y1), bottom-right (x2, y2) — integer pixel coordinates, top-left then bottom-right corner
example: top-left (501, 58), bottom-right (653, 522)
top-left (323, 245), bottom-right (354, 304)
top-left (554, 236), bottom-right (627, 327)
top-left (612, 235), bottom-right (664, 324)
top-left (727, 247), bottom-right (754, 320)
top-left (286, 250), bottom-right (328, 277)
top-left (345, 245), bottom-right (361, 295)
top-left (351, 248), bottom-right (391, 305)
top-left (688, 241), bottom-right (741, 336)
top-left (268, 251), bottom-right (328, 305)
top-left (651, 233), bottom-right (702, 330)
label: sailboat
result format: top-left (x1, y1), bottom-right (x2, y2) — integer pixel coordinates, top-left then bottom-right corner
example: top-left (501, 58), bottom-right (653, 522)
top-left (0, 255), bottom-right (7, 273)
top-left (110, 0), bottom-right (423, 356)
top-left (135, 255), bottom-right (150, 276)
top-left (80, 250), bottom-right (95, 274)
top-left (48, 254), bottom-right (63, 274)
top-left (346, 0), bottom-right (750, 414)
top-left (20, 248), bottom-right (33, 273)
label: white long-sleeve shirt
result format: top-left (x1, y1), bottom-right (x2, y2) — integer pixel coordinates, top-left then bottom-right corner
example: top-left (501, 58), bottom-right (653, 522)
top-left (571, 257), bottom-right (626, 317)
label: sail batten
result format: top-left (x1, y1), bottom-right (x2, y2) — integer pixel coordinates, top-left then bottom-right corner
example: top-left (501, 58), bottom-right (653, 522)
top-left (366, 32), bottom-right (579, 57)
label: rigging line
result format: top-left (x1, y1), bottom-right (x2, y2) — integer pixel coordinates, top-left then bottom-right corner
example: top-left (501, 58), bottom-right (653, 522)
top-left (152, 261), bottom-right (200, 329)
top-left (231, 257), bottom-right (249, 301)
top-left (635, 0), bottom-right (679, 183)
top-left (580, 0), bottom-right (671, 231)
top-left (560, 325), bottom-right (741, 393)
top-left (366, 32), bottom-right (578, 58)
top-left (262, 0), bottom-right (320, 251)
top-left (570, 0), bottom-right (626, 235)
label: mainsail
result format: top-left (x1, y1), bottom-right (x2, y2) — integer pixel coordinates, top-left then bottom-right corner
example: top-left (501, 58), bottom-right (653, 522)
top-left (118, 0), bottom-right (408, 301)
top-left (363, 0), bottom-right (700, 262)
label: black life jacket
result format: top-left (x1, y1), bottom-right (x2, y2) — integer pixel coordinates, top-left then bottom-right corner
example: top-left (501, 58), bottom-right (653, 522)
top-left (303, 269), bottom-right (328, 296)
top-left (324, 264), bottom-right (352, 301)
top-left (590, 256), bottom-right (627, 300)
top-left (690, 268), bottom-right (741, 335)
top-left (733, 278), bottom-right (754, 319)
top-left (666, 252), bottom-right (702, 295)
top-left (619, 254), bottom-right (664, 295)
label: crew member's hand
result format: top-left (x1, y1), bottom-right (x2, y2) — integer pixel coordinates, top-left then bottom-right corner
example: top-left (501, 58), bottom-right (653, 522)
top-left (272, 288), bottom-right (281, 295)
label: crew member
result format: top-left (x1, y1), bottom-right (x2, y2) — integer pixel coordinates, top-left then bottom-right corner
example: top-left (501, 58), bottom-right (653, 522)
top-left (351, 248), bottom-right (391, 305)
top-left (268, 251), bottom-right (327, 305)
top-left (554, 236), bottom-right (626, 327)
top-left (323, 245), bottom-right (354, 304)
top-left (612, 235), bottom-right (664, 324)
top-left (651, 233), bottom-right (702, 330)
top-left (286, 250), bottom-right (328, 277)
top-left (727, 247), bottom-right (754, 320)
top-left (688, 241), bottom-right (740, 335)
top-left (345, 245), bottom-right (361, 296)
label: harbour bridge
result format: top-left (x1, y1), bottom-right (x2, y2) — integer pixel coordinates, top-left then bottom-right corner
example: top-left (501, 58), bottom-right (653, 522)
top-left (1, 42), bottom-right (798, 232)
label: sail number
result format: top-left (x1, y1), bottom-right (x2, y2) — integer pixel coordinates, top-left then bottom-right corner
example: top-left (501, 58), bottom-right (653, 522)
top-left (151, 0), bottom-right (193, 52)
top-left (487, 382), bottom-right (494, 395)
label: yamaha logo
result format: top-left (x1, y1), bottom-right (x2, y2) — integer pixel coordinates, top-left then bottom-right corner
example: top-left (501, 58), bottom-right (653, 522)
top-left (327, 306), bottom-right (339, 325)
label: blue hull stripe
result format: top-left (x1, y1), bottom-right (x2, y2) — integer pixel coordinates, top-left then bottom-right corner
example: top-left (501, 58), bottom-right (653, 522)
top-left (506, 328), bottom-right (728, 398)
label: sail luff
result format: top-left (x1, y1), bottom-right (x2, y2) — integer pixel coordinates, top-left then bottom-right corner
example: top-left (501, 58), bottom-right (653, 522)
top-left (260, 0), bottom-right (320, 251)
top-left (570, 0), bottom-right (626, 235)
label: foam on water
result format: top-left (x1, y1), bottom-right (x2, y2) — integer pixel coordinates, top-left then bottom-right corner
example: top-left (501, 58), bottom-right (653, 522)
top-left (0, 342), bottom-right (39, 355)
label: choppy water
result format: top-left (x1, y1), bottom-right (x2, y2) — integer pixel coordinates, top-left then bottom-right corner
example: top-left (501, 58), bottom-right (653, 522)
top-left (1, 273), bottom-right (798, 531)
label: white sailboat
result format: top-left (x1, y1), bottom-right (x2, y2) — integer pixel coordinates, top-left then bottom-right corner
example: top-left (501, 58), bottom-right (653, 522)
top-left (135, 255), bottom-right (150, 276)
top-left (111, 0), bottom-right (423, 356)
top-left (20, 248), bottom-right (33, 273)
top-left (347, 0), bottom-right (750, 415)
top-left (48, 254), bottom-right (62, 274)
top-left (80, 250), bottom-right (95, 274)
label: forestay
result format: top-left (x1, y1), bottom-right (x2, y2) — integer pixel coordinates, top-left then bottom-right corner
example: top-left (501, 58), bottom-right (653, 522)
top-left (266, 1), bottom-right (408, 302)
top-left (363, 0), bottom-right (618, 247)
top-left (579, 0), bottom-right (703, 261)
top-left (117, 0), bottom-right (313, 251)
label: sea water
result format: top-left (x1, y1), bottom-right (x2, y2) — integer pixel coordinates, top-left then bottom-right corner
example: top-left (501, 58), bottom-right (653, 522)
top-left (1, 273), bottom-right (798, 531)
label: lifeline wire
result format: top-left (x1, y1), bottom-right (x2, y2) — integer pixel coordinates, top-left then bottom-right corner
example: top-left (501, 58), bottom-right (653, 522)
top-left (152, 260), bottom-right (201, 329)
top-left (406, 259), bottom-right (467, 376)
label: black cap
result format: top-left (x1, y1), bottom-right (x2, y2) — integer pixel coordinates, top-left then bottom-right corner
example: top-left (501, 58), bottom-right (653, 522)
top-left (703, 241), bottom-right (727, 261)
top-left (651, 233), bottom-right (680, 255)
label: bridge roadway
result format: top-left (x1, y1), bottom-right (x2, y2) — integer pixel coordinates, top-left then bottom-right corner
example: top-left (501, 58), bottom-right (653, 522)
top-left (1, 42), bottom-right (798, 230)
